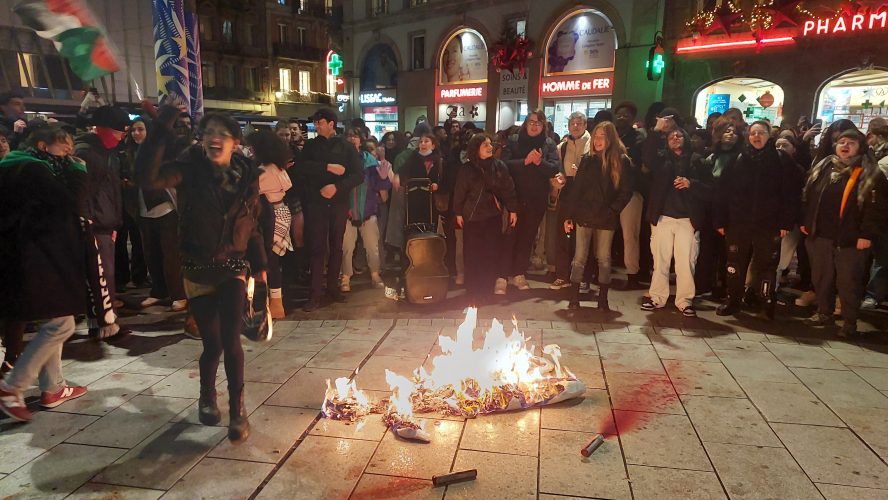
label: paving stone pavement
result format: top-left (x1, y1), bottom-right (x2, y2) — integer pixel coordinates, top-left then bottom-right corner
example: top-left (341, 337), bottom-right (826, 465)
top-left (1, 280), bottom-right (888, 499)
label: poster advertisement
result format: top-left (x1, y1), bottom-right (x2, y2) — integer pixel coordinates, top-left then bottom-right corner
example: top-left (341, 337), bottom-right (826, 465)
top-left (707, 94), bottom-right (730, 116)
top-left (439, 29), bottom-right (488, 84)
top-left (545, 10), bottom-right (616, 75)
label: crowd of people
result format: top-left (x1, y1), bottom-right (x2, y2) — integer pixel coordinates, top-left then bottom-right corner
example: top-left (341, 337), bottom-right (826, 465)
top-left (0, 87), bottom-right (887, 441)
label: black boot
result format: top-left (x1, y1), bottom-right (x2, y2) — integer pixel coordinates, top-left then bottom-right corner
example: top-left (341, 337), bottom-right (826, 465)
top-left (228, 387), bottom-right (250, 444)
top-left (567, 283), bottom-right (580, 310)
top-left (198, 387), bottom-right (221, 426)
top-left (762, 299), bottom-right (776, 321)
top-left (716, 297), bottom-right (741, 316)
top-left (597, 285), bottom-right (610, 311)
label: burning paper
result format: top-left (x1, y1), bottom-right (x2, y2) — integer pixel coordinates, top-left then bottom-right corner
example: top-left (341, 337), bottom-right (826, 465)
top-left (321, 308), bottom-right (586, 441)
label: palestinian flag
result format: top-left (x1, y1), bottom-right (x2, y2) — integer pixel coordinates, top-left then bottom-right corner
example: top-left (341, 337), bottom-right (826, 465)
top-left (14, 0), bottom-right (120, 81)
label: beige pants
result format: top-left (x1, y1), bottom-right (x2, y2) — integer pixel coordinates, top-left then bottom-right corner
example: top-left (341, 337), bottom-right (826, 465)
top-left (620, 192), bottom-right (644, 274)
top-left (649, 216), bottom-right (699, 310)
top-left (342, 216), bottom-right (381, 277)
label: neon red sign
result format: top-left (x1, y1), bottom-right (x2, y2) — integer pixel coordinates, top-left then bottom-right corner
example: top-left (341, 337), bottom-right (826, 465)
top-left (437, 83), bottom-right (487, 103)
top-left (540, 73), bottom-right (613, 97)
top-left (802, 12), bottom-right (888, 36)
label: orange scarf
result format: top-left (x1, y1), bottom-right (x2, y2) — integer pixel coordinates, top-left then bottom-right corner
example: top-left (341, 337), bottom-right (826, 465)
top-left (839, 167), bottom-right (862, 219)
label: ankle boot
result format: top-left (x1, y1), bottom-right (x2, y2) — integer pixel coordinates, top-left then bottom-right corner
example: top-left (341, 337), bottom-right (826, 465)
top-left (269, 294), bottom-right (285, 320)
top-left (716, 297), bottom-right (741, 316)
top-left (228, 387), bottom-right (250, 444)
top-left (567, 283), bottom-right (580, 310)
top-left (597, 285), bottom-right (610, 311)
top-left (198, 387), bottom-right (221, 426)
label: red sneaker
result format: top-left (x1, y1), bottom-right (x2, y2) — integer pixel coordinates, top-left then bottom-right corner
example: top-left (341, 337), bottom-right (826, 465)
top-left (0, 385), bottom-right (32, 422)
top-left (39, 385), bottom-right (87, 409)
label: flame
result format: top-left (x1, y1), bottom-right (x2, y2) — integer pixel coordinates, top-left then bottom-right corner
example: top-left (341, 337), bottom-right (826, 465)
top-left (320, 308), bottom-right (586, 431)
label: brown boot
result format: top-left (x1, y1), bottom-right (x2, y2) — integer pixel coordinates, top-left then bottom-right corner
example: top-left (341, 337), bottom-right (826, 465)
top-left (228, 387), bottom-right (250, 444)
top-left (269, 296), bottom-right (285, 320)
top-left (198, 387), bottom-right (221, 426)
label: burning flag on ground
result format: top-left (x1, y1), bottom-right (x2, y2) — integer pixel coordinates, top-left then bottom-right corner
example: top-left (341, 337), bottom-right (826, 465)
top-left (322, 308), bottom-right (587, 442)
top-left (13, 0), bottom-right (120, 81)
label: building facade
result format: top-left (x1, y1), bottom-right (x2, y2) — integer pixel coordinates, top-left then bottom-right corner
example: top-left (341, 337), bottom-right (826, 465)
top-left (661, 0), bottom-right (888, 130)
top-left (341, 0), bottom-right (666, 137)
top-left (0, 0), bottom-right (158, 117)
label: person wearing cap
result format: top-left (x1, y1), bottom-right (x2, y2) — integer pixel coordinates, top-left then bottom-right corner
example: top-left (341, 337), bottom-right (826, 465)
top-left (76, 105), bottom-right (130, 339)
top-left (714, 120), bottom-right (800, 320)
top-left (292, 108), bottom-right (364, 312)
top-left (802, 128), bottom-right (888, 336)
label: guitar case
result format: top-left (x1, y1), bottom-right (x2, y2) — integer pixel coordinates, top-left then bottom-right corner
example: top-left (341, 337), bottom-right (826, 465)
top-left (404, 178), bottom-right (449, 304)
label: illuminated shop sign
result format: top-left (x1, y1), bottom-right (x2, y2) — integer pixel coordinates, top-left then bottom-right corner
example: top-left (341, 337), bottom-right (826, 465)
top-left (540, 73), bottom-right (613, 97)
top-left (802, 12), bottom-right (888, 36)
top-left (437, 84), bottom-right (487, 103)
top-left (336, 93), bottom-right (350, 103)
top-left (359, 91), bottom-right (396, 105)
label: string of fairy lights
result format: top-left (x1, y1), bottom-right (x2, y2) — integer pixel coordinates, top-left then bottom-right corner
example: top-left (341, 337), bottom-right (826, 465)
top-left (686, 0), bottom-right (880, 36)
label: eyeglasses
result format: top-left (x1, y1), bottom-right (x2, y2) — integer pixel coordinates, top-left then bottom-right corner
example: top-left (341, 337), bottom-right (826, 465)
top-left (527, 120), bottom-right (543, 127)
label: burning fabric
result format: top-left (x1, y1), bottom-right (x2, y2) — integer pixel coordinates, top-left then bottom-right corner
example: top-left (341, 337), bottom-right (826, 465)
top-left (322, 307), bottom-right (586, 441)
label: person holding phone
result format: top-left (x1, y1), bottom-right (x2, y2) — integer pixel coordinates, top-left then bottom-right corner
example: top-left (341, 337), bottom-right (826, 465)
top-left (500, 110), bottom-right (560, 295)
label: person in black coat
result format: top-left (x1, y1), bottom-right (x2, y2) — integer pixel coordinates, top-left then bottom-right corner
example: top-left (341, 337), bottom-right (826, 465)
top-left (453, 133), bottom-right (518, 299)
top-left (0, 126), bottom-right (92, 422)
top-left (291, 108), bottom-right (364, 312)
top-left (641, 126), bottom-right (712, 317)
top-left (801, 128), bottom-right (888, 337)
top-left (501, 110), bottom-right (560, 293)
top-left (137, 106), bottom-right (268, 444)
top-left (562, 122), bottom-right (633, 310)
top-left (715, 120), bottom-right (800, 319)
top-left (614, 101), bottom-right (646, 287)
top-left (76, 105), bottom-right (129, 338)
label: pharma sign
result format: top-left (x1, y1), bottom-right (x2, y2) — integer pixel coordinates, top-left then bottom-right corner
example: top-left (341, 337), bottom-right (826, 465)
top-left (545, 9), bottom-right (616, 76)
top-left (540, 72), bottom-right (613, 98)
top-left (439, 28), bottom-right (488, 85)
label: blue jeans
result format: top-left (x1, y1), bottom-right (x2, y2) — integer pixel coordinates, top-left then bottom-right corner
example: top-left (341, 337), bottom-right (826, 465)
top-left (865, 234), bottom-right (888, 302)
top-left (3, 316), bottom-right (75, 394)
top-left (571, 227), bottom-right (615, 285)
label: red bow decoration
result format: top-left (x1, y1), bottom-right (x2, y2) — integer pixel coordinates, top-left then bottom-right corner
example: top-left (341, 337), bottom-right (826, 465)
top-left (491, 32), bottom-right (533, 76)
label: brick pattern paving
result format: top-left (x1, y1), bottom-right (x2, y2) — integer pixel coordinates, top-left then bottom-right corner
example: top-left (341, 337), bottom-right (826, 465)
top-left (2, 313), bottom-right (888, 499)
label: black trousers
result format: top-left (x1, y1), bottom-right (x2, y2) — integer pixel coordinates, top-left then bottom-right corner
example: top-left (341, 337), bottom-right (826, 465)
top-left (696, 228), bottom-right (727, 293)
top-left (508, 204), bottom-right (546, 278)
top-left (725, 227), bottom-right (781, 301)
top-left (115, 212), bottom-right (146, 288)
top-left (464, 215), bottom-right (507, 296)
top-left (554, 221), bottom-right (575, 281)
top-left (1, 320), bottom-right (25, 367)
top-left (140, 212), bottom-right (186, 301)
top-left (191, 279), bottom-right (246, 404)
top-left (806, 237), bottom-right (869, 325)
top-left (304, 201), bottom-right (349, 299)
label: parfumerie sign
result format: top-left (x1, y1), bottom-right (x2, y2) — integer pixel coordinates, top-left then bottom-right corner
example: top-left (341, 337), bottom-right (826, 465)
top-left (802, 12), bottom-right (888, 36)
top-left (540, 72), bottom-right (613, 97)
top-left (437, 83), bottom-right (487, 103)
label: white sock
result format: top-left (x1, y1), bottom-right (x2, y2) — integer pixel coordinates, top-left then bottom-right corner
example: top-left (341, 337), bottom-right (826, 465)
top-left (269, 288), bottom-right (282, 299)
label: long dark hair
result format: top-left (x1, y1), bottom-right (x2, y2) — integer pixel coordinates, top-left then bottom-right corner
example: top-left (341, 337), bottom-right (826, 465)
top-left (246, 130), bottom-right (291, 170)
top-left (467, 133), bottom-right (493, 164)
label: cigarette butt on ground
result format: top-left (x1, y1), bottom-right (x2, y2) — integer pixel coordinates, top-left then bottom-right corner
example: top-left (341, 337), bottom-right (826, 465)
top-left (432, 469), bottom-right (478, 487)
top-left (581, 434), bottom-right (605, 457)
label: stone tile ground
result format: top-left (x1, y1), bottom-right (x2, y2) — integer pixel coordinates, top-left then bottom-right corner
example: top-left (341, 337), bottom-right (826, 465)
top-left (1, 280), bottom-right (888, 498)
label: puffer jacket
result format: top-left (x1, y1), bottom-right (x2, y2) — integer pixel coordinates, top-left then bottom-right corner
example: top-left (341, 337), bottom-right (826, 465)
top-left (452, 157), bottom-right (518, 222)
top-left (76, 132), bottom-right (123, 233)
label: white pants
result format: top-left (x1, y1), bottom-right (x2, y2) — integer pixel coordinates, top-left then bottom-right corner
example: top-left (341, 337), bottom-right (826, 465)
top-left (649, 216), bottom-right (700, 310)
top-left (342, 216), bottom-right (381, 277)
top-left (776, 226), bottom-right (802, 290)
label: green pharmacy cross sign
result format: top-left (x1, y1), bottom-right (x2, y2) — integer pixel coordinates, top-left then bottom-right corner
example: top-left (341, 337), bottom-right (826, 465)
top-left (327, 52), bottom-right (343, 77)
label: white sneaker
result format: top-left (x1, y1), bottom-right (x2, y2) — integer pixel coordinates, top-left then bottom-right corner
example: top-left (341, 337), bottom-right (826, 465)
top-left (510, 275), bottom-right (530, 290)
top-left (794, 290), bottom-right (816, 307)
top-left (340, 277), bottom-right (351, 293)
top-left (579, 282), bottom-right (591, 294)
top-left (549, 278), bottom-right (570, 290)
top-left (170, 299), bottom-right (188, 312)
top-left (140, 296), bottom-right (163, 308)
top-left (494, 278), bottom-right (508, 295)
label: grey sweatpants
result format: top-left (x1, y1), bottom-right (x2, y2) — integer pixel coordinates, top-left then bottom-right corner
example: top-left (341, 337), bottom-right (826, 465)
top-left (806, 236), bottom-right (868, 326)
top-left (4, 316), bottom-right (75, 394)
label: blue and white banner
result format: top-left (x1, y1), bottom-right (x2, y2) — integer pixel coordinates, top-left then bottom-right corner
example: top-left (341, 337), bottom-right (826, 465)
top-left (184, 11), bottom-right (203, 119)
top-left (152, 0), bottom-right (190, 106)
